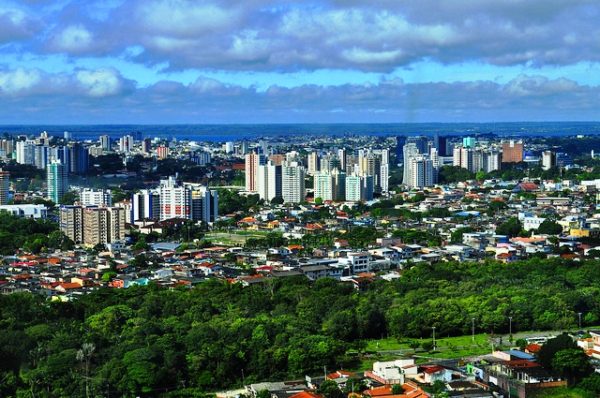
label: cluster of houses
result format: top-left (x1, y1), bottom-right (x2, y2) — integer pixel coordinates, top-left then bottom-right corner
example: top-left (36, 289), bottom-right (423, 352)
top-left (241, 343), bottom-right (583, 398)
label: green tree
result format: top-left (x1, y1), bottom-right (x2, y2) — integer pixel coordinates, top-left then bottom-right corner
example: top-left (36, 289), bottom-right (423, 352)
top-left (537, 219), bottom-right (563, 235)
top-left (552, 348), bottom-right (592, 385)
top-left (496, 217), bottom-right (522, 237)
top-left (537, 333), bottom-right (577, 369)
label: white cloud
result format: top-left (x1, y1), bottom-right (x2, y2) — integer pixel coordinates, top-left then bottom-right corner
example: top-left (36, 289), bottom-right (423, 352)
top-left (0, 68), bottom-right (42, 94)
top-left (51, 24), bottom-right (94, 53)
top-left (75, 68), bottom-right (128, 97)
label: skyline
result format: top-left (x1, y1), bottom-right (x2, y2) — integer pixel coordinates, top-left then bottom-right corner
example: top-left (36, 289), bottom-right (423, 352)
top-left (1, 0), bottom-right (599, 123)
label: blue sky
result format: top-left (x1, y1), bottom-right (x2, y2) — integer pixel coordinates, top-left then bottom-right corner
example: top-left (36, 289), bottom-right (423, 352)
top-left (0, 0), bottom-right (599, 123)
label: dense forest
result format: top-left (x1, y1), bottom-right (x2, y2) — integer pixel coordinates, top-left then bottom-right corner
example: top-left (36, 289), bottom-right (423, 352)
top-left (2, 257), bottom-right (600, 396)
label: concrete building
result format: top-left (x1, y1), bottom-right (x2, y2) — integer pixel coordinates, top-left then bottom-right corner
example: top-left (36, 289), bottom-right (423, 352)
top-left (131, 190), bottom-right (160, 221)
top-left (59, 206), bottom-right (84, 243)
top-left (406, 156), bottom-right (435, 189)
top-left (282, 161), bottom-right (306, 203)
top-left (159, 176), bottom-right (191, 220)
top-left (16, 140), bottom-right (35, 166)
top-left (0, 169), bottom-right (9, 205)
top-left (257, 160), bottom-right (282, 202)
top-left (502, 140), bottom-right (524, 163)
top-left (0, 204), bottom-right (47, 219)
top-left (47, 160), bottom-right (68, 204)
top-left (245, 152), bottom-right (265, 192)
top-left (80, 189), bottom-right (112, 207)
top-left (307, 151), bottom-right (320, 175)
top-left (542, 150), bottom-right (556, 171)
top-left (314, 172), bottom-right (335, 201)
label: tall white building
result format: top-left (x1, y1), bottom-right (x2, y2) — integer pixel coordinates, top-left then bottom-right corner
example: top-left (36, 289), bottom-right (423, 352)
top-left (80, 189), bottom-right (113, 207)
top-left (407, 156), bottom-right (435, 189)
top-left (542, 150), bottom-right (556, 171)
top-left (119, 135), bottom-right (134, 153)
top-left (402, 143), bottom-right (420, 185)
top-left (16, 140), bottom-right (36, 166)
top-left (131, 189), bottom-right (160, 221)
top-left (282, 161), bottom-right (305, 203)
top-left (380, 149), bottom-right (390, 193)
top-left (257, 160), bottom-right (282, 202)
top-left (159, 176), bottom-right (191, 220)
top-left (314, 172), bottom-right (335, 201)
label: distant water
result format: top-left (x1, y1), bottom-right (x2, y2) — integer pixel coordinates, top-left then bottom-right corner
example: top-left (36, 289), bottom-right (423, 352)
top-left (1, 122), bottom-right (600, 142)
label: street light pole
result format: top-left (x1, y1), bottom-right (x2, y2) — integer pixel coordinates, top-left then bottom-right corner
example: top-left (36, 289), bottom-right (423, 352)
top-left (472, 318), bottom-right (475, 343)
top-left (509, 316), bottom-right (513, 339)
top-left (432, 326), bottom-right (436, 351)
top-left (578, 312), bottom-right (583, 329)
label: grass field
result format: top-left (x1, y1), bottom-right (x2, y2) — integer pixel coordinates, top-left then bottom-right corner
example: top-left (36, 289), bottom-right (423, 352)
top-left (205, 230), bottom-right (273, 246)
top-left (528, 387), bottom-right (594, 398)
top-left (364, 333), bottom-right (493, 354)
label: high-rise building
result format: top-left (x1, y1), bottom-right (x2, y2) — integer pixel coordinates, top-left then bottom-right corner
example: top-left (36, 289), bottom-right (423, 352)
top-left (141, 138), bottom-right (152, 154)
top-left (407, 156), bottom-right (435, 189)
top-left (119, 135), bottom-right (134, 153)
top-left (245, 152), bottom-right (265, 192)
top-left (502, 140), bottom-right (524, 163)
top-left (83, 206), bottom-right (125, 246)
top-left (379, 149), bottom-right (390, 193)
top-left (345, 175), bottom-right (363, 202)
top-left (47, 160), bottom-right (68, 204)
top-left (402, 143), bottom-right (420, 185)
top-left (59, 206), bottom-right (84, 243)
top-left (34, 145), bottom-right (49, 170)
top-left (156, 145), bottom-right (170, 159)
top-left (190, 187), bottom-right (219, 223)
top-left (483, 150), bottom-right (501, 173)
top-left (435, 135), bottom-right (449, 156)
top-left (453, 145), bottom-right (473, 171)
top-left (0, 169), bottom-right (9, 205)
top-left (0, 139), bottom-right (14, 159)
top-left (396, 136), bottom-right (407, 163)
top-left (406, 136), bottom-right (429, 154)
top-left (59, 205), bottom-right (125, 246)
top-left (338, 148), bottom-right (347, 171)
top-left (131, 190), bottom-right (160, 221)
top-left (257, 160), bottom-right (282, 202)
top-left (542, 150), bottom-right (556, 171)
top-left (16, 140), bottom-right (35, 166)
top-left (307, 151), bottom-right (320, 175)
top-left (99, 135), bottom-right (111, 151)
top-left (159, 176), bottom-right (191, 220)
top-left (282, 161), bottom-right (306, 203)
top-left (314, 172), bottom-right (335, 201)
top-left (69, 143), bottom-right (89, 174)
top-left (462, 137), bottom-right (476, 148)
top-left (224, 142), bottom-right (234, 153)
top-left (190, 151), bottom-right (211, 166)
top-left (80, 189), bottom-right (112, 207)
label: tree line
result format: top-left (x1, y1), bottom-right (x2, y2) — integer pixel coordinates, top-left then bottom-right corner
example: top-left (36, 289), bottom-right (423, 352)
top-left (2, 257), bottom-right (600, 396)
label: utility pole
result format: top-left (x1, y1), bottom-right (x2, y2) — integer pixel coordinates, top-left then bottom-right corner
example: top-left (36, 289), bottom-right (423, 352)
top-left (472, 318), bottom-right (475, 343)
top-left (509, 316), bottom-right (513, 340)
top-left (432, 326), bottom-right (436, 351)
top-left (578, 312), bottom-right (583, 329)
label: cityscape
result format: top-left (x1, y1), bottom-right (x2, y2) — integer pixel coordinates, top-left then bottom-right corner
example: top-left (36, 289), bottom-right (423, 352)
top-left (1, 129), bottom-right (600, 398)
top-left (2, 1), bottom-right (600, 398)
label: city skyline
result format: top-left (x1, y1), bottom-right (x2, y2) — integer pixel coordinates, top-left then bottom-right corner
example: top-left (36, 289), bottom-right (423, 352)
top-left (0, 1), bottom-right (599, 123)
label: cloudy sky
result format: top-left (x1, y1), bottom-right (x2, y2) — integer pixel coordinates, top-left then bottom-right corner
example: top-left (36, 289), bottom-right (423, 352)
top-left (0, 0), bottom-right (599, 123)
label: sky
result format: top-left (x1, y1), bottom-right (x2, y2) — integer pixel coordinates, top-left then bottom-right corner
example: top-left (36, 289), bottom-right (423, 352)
top-left (0, 0), bottom-right (599, 124)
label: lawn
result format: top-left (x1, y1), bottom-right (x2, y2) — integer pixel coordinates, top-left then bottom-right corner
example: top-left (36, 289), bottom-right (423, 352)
top-left (205, 230), bottom-right (273, 245)
top-left (364, 333), bottom-right (493, 354)
top-left (528, 387), bottom-right (594, 398)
